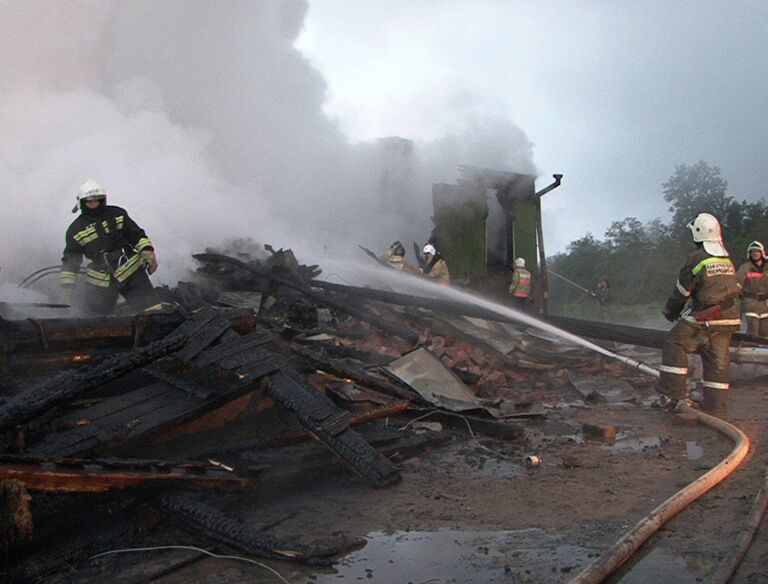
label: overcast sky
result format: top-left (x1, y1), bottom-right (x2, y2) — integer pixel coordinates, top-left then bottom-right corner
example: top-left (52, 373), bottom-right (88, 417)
top-left (297, 0), bottom-right (768, 253)
top-left (2, 0), bottom-right (767, 293)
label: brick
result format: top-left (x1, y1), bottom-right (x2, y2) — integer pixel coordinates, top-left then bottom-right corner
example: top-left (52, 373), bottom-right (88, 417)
top-left (582, 423), bottom-right (617, 445)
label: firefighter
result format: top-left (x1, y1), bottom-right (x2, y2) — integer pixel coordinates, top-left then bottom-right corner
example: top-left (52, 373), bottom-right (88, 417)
top-left (421, 244), bottom-right (450, 286)
top-left (659, 213), bottom-right (740, 413)
top-left (509, 257), bottom-right (532, 311)
top-left (60, 179), bottom-right (162, 315)
top-left (379, 241), bottom-right (418, 274)
top-left (594, 277), bottom-right (611, 320)
top-left (736, 241), bottom-right (768, 337)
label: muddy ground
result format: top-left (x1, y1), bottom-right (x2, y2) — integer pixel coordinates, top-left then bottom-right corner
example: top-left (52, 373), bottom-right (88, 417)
top-left (31, 355), bottom-right (767, 584)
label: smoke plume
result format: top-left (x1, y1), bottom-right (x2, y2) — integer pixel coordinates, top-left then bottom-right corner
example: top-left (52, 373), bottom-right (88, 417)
top-left (0, 0), bottom-right (535, 288)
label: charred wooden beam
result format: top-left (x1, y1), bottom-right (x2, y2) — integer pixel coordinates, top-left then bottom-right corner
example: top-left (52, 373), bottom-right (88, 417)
top-left (0, 336), bottom-right (188, 434)
top-left (289, 343), bottom-right (420, 402)
top-left (0, 455), bottom-right (251, 493)
top-left (29, 330), bottom-right (282, 458)
top-left (266, 370), bottom-right (401, 488)
top-left (0, 307), bottom-right (235, 434)
top-left (293, 338), bottom-right (395, 365)
top-left (0, 308), bottom-right (258, 354)
top-left (310, 281), bottom-right (768, 349)
top-left (205, 401), bottom-right (411, 458)
top-left (1, 349), bottom-right (110, 374)
top-left (155, 492), bottom-right (347, 565)
top-left (193, 252), bottom-right (420, 344)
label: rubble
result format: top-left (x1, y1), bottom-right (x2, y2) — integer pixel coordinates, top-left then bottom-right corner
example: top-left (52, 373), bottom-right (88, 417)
top-left (0, 242), bottom-right (710, 580)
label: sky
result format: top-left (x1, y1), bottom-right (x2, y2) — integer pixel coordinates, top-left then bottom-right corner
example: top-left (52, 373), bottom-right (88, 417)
top-left (297, 0), bottom-right (768, 253)
top-left (1, 1), bottom-right (766, 294)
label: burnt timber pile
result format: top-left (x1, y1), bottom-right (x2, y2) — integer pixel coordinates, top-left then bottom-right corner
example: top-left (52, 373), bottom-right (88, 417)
top-left (0, 245), bottom-right (661, 582)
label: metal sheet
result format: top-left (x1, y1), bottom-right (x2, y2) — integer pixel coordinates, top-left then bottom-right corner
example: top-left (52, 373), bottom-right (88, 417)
top-left (384, 348), bottom-right (481, 411)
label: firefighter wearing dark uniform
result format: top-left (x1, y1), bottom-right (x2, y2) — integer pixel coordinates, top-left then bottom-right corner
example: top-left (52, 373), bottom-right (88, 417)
top-left (61, 179), bottom-right (162, 315)
top-left (736, 241), bottom-right (768, 337)
top-left (509, 257), bottom-right (532, 311)
top-left (660, 213), bottom-right (741, 413)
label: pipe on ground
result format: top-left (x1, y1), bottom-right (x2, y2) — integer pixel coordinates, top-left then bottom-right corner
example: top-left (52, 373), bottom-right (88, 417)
top-left (568, 358), bottom-right (750, 584)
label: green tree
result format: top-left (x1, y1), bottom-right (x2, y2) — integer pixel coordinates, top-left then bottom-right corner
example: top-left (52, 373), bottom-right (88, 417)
top-left (662, 160), bottom-right (732, 235)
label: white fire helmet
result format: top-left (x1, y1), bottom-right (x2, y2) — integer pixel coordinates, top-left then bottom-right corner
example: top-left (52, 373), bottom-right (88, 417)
top-left (687, 213), bottom-right (727, 256)
top-left (72, 178), bottom-right (107, 213)
top-left (747, 240), bottom-right (765, 258)
top-left (423, 244), bottom-right (436, 256)
top-left (514, 257), bottom-right (526, 268)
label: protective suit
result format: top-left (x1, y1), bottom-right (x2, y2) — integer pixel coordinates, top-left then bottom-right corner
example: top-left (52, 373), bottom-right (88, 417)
top-left (379, 241), bottom-right (418, 274)
top-left (659, 213), bottom-right (740, 413)
top-left (736, 241), bottom-right (768, 337)
top-left (421, 244), bottom-right (450, 286)
top-left (509, 257), bottom-right (532, 311)
top-left (61, 179), bottom-right (162, 315)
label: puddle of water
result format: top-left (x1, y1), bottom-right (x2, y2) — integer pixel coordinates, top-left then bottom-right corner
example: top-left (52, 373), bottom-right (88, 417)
top-left (605, 436), bottom-right (662, 453)
top-left (686, 441), bottom-right (704, 461)
top-left (303, 529), bottom-right (596, 584)
top-left (615, 546), bottom-right (700, 584)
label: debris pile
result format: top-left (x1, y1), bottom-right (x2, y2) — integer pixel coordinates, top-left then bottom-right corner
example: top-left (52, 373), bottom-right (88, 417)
top-left (0, 242), bottom-right (653, 581)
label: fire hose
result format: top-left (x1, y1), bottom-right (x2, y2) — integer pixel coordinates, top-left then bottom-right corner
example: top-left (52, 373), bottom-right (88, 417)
top-left (568, 356), bottom-right (751, 584)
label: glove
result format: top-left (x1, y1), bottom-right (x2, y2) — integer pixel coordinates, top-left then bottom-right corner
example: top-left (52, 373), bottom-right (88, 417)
top-left (61, 284), bottom-right (74, 305)
top-left (141, 250), bottom-right (158, 275)
top-left (662, 306), bottom-right (678, 322)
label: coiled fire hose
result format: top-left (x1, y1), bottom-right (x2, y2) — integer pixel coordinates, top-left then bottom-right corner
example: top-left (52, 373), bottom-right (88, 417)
top-left (568, 359), bottom-right (751, 584)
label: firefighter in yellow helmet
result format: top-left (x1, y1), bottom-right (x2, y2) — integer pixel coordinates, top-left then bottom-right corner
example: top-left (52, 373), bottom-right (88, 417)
top-left (736, 240), bottom-right (768, 337)
top-left (60, 179), bottom-right (162, 314)
top-left (658, 213), bottom-right (740, 414)
top-left (421, 244), bottom-right (450, 286)
top-left (508, 257), bottom-right (532, 311)
top-left (379, 241), bottom-right (418, 274)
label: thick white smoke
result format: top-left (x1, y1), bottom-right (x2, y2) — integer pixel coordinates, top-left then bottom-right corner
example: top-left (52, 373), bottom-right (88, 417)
top-left (0, 0), bottom-right (535, 290)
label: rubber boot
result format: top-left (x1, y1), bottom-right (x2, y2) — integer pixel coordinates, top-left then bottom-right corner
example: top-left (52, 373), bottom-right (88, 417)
top-left (702, 387), bottom-right (727, 413)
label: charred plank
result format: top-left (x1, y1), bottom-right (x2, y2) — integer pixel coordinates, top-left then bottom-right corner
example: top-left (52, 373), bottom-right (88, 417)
top-left (193, 252), bottom-right (421, 344)
top-left (266, 370), bottom-right (401, 488)
top-left (0, 455), bottom-right (251, 493)
top-left (290, 342), bottom-right (419, 402)
top-left (154, 492), bottom-right (343, 565)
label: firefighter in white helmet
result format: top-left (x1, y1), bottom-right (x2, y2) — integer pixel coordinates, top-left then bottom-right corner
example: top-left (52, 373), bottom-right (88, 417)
top-left (420, 243), bottom-right (450, 286)
top-left (508, 257), bottom-right (532, 311)
top-left (60, 179), bottom-right (162, 314)
top-left (658, 213), bottom-right (740, 414)
top-left (736, 240), bottom-right (768, 337)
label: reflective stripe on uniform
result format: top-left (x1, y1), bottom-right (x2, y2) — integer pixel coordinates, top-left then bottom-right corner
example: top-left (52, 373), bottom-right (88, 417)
top-left (660, 365), bottom-right (688, 375)
top-left (113, 253), bottom-right (142, 283)
top-left (136, 237), bottom-right (153, 251)
top-left (142, 303), bottom-right (165, 312)
top-left (745, 312), bottom-right (768, 319)
top-left (73, 225), bottom-right (98, 245)
top-left (745, 272), bottom-right (765, 279)
top-left (73, 216), bottom-right (125, 246)
top-left (675, 279), bottom-right (691, 297)
top-left (692, 256), bottom-right (734, 276)
top-left (86, 267), bottom-right (112, 287)
top-left (702, 380), bottom-right (729, 390)
top-left (60, 270), bottom-right (78, 285)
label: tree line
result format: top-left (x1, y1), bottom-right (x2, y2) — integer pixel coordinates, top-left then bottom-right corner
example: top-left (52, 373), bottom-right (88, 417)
top-left (548, 160), bottom-right (768, 317)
